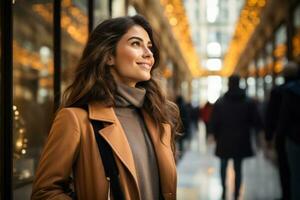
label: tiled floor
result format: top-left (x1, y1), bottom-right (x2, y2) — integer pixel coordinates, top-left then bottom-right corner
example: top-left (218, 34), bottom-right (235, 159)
top-left (177, 122), bottom-right (281, 200)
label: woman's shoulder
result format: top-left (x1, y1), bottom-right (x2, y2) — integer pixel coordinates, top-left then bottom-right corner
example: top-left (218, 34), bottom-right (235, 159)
top-left (56, 106), bottom-right (89, 122)
top-left (59, 106), bottom-right (87, 114)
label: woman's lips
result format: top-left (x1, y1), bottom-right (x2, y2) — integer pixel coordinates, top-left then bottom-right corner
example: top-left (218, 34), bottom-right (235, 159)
top-left (137, 62), bottom-right (152, 70)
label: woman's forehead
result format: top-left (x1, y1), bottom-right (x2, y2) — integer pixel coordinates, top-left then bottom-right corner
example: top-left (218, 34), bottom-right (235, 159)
top-left (122, 25), bottom-right (151, 42)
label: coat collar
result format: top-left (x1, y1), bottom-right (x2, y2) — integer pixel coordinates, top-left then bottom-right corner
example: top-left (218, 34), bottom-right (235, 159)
top-left (88, 101), bottom-right (177, 197)
top-left (88, 101), bottom-right (116, 123)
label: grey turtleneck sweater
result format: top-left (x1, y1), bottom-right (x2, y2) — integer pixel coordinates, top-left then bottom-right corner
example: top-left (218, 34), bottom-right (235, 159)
top-left (114, 83), bottom-right (160, 200)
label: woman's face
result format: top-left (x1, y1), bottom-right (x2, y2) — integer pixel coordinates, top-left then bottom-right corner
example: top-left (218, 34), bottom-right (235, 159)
top-left (108, 25), bottom-right (155, 87)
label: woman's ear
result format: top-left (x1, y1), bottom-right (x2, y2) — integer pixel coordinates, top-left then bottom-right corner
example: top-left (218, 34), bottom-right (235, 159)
top-left (106, 55), bottom-right (115, 66)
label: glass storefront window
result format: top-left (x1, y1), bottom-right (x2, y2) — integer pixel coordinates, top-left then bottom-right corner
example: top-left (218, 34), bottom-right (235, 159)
top-left (112, 0), bottom-right (126, 17)
top-left (274, 25), bottom-right (287, 73)
top-left (13, 1), bottom-right (54, 199)
top-left (293, 5), bottom-right (300, 60)
top-left (94, 0), bottom-right (109, 28)
top-left (61, 0), bottom-right (88, 91)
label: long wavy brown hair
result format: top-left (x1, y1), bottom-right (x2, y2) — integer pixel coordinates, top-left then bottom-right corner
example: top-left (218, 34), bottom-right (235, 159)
top-left (61, 15), bottom-right (180, 155)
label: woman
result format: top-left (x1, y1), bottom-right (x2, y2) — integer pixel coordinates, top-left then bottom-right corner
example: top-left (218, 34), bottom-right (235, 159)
top-left (31, 15), bottom-right (179, 200)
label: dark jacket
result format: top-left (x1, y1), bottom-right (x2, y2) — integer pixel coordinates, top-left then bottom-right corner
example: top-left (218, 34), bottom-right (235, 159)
top-left (176, 97), bottom-right (191, 139)
top-left (265, 84), bottom-right (287, 142)
top-left (210, 88), bottom-right (262, 158)
top-left (277, 80), bottom-right (300, 144)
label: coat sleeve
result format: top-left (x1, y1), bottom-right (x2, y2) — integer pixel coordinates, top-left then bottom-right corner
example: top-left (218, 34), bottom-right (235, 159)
top-left (31, 108), bottom-right (81, 200)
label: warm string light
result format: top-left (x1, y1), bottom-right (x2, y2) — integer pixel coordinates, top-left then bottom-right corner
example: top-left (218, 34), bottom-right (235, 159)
top-left (13, 105), bottom-right (28, 159)
top-left (32, 1), bottom-right (88, 44)
top-left (160, 0), bottom-right (203, 77)
top-left (222, 0), bottom-right (267, 76)
top-left (274, 44), bottom-right (286, 58)
top-left (264, 43), bottom-right (286, 74)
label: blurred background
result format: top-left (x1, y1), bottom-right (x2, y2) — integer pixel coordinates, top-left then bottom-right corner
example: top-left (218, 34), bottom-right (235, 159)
top-left (1, 0), bottom-right (300, 199)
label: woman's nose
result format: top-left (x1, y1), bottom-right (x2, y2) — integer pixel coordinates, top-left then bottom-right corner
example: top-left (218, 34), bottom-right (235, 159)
top-left (142, 47), bottom-right (153, 58)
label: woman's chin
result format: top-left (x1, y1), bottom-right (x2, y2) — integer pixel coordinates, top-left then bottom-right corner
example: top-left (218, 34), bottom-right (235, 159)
top-left (138, 74), bottom-right (151, 82)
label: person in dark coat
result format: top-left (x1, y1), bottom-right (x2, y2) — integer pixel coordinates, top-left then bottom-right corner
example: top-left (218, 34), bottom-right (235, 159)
top-left (175, 95), bottom-right (191, 156)
top-left (210, 75), bottom-right (262, 200)
top-left (264, 61), bottom-right (299, 200)
top-left (276, 64), bottom-right (300, 200)
top-left (189, 103), bottom-right (200, 136)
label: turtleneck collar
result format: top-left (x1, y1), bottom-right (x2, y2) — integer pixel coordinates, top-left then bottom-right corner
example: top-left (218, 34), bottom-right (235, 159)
top-left (115, 82), bottom-right (146, 108)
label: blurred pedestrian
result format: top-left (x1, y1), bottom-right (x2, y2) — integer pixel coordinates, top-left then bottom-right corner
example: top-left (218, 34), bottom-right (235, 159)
top-left (186, 102), bottom-right (195, 140)
top-left (265, 61), bottom-right (299, 200)
top-left (175, 95), bottom-right (191, 157)
top-left (276, 62), bottom-right (300, 200)
top-left (210, 75), bottom-right (262, 200)
top-left (201, 101), bottom-right (213, 139)
top-left (190, 103), bottom-right (200, 135)
top-left (31, 15), bottom-right (180, 200)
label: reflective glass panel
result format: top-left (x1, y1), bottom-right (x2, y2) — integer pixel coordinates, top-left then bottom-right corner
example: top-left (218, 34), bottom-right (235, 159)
top-left (61, 0), bottom-right (88, 91)
top-left (94, 0), bottom-right (109, 28)
top-left (13, 1), bottom-right (54, 199)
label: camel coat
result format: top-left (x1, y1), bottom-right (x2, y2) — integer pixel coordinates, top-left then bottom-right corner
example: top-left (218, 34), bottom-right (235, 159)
top-left (31, 102), bottom-right (177, 200)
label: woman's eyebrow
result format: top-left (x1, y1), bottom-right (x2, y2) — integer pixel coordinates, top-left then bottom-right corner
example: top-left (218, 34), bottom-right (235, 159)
top-left (128, 36), bottom-right (152, 45)
top-left (128, 36), bottom-right (143, 41)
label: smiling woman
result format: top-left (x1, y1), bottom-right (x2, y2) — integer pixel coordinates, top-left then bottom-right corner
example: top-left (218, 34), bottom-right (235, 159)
top-left (31, 15), bottom-right (180, 200)
top-left (108, 25), bottom-right (155, 87)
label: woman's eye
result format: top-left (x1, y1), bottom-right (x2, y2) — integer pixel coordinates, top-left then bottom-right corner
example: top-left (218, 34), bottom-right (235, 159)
top-left (132, 41), bottom-right (140, 46)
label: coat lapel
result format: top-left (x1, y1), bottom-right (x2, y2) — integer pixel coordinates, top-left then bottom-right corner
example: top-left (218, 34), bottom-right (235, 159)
top-left (88, 102), bottom-right (177, 198)
top-left (141, 110), bottom-right (177, 197)
top-left (88, 102), bottom-right (139, 188)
